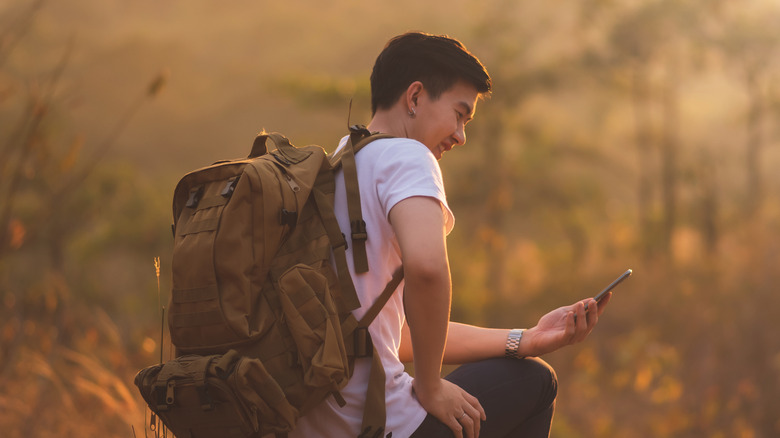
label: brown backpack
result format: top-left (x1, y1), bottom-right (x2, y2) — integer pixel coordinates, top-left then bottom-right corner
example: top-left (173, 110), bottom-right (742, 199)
top-left (135, 127), bottom-right (400, 438)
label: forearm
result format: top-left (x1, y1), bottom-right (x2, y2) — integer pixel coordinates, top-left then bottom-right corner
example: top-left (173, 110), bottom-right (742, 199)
top-left (443, 322), bottom-right (509, 364)
top-left (404, 266), bottom-right (451, 385)
top-left (401, 321), bottom-right (538, 364)
top-left (401, 286), bottom-right (610, 365)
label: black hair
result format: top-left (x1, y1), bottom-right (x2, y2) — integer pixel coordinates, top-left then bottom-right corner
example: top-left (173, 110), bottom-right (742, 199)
top-left (370, 32), bottom-right (492, 115)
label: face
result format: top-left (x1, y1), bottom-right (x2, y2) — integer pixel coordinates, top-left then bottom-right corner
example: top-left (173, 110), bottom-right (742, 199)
top-left (408, 81), bottom-right (479, 160)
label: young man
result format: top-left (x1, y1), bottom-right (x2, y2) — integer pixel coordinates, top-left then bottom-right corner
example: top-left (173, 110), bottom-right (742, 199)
top-left (290, 32), bottom-right (608, 438)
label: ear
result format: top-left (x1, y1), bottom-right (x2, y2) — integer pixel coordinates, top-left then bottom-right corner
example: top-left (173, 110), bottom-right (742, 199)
top-left (405, 81), bottom-right (424, 112)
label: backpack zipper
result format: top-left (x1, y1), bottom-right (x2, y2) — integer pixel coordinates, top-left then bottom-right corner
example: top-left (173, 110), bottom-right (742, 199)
top-left (273, 163), bottom-right (299, 229)
top-left (273, 161), bottom-right (301, 193)
top-left (283, 172), bottom-right (300, 193)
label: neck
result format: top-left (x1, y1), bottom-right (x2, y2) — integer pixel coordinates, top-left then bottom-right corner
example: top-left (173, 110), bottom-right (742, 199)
top-left (367, 106), bottom-right (411, 138)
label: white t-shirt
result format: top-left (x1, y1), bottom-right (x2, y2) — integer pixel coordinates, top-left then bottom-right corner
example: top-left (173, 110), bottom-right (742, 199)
top-left (289, 137), bottom-right (455, 438)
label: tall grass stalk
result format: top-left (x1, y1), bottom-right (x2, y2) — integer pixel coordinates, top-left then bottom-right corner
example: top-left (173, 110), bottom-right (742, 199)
top-left (138, 257), bottom-right (169, 437)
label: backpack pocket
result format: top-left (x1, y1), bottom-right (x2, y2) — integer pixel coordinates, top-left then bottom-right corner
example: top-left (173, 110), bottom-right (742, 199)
top-left (134, 351), bottom-right (298, 438)
top-left (277, 264), bottom-right (350, 392)
top-left (169, 178), bottom-right (246, 350)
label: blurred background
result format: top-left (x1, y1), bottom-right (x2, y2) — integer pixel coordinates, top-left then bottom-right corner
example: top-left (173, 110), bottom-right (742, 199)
top-left (2, 0), bottom-right (779, 436)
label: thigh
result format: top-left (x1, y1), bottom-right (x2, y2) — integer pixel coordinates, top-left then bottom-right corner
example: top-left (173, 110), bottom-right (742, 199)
top-left (409, 357), bottom-right (558, 438)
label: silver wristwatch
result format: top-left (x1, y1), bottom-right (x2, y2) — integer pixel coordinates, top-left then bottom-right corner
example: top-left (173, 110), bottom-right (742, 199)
top-left (505, 329), bottom-right (524, 359)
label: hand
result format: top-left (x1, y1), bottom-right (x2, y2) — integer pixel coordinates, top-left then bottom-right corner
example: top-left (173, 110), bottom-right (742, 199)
top-left (522, 293), bottom-right (611, 357)
top-left (412, 378), bottom-right (486, 438)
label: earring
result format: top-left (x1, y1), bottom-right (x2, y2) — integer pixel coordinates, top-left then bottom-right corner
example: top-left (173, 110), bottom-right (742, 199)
top-left (408, 108), bottom-right (416, 118)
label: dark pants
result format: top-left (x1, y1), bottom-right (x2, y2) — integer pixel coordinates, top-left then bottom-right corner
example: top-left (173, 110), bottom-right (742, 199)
top-left (409, 357), bottom-right (558, 438)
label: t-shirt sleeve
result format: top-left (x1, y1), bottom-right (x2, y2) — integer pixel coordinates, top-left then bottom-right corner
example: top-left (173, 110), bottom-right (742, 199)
top-left (373, 139), bottom-right (455, 234)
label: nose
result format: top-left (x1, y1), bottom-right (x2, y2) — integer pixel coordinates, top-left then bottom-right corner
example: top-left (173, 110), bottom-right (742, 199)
top-left (453, 124), bottom-right (466, 146)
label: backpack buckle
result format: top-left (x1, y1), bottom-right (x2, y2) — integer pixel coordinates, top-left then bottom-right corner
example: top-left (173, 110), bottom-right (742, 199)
top-left (153, 381), bottom-right (170, 411)
top-left (349, 124), bottom-right (371, 137)
top-left (220, 177), bottom-right (239, 198)
top-left (353, 327), bottom-right (373, 358)
top-left (351, 220), bottom-right (367, 242)
top-left (186, 186), bottom-right (203, 208)
top-left (348, 125), bottom-right (372, 152)
top-left (197, 383), bottom-right (214, 411)
top-left (280, 209), bottom-right (298, 227)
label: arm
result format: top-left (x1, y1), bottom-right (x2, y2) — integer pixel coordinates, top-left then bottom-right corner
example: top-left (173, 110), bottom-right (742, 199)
top-left (399, 295), bottom-right (612, 363)
top-left (399, 322), bottom-right (507, 364)
top-left (389, 196), bottom-right (485, 438)
top-left (390, 196), bottom-right (450, 387)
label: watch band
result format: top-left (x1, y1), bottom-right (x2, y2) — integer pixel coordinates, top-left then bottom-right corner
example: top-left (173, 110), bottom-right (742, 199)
top-left (505, 329), bottom-right (524, 359)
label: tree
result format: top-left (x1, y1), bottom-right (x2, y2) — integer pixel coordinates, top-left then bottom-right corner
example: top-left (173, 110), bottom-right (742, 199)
top-left (711, 4), bottom-right (780, 216)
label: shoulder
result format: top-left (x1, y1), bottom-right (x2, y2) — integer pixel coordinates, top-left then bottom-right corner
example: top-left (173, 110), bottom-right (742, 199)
top-left (358, 138), bottom-right (454, 232)
top-left (359, 137), bottom-right (437, 171)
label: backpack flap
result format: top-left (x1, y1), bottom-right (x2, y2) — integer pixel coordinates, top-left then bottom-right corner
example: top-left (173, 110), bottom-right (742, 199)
top-left (134, 354), bottom-right (254, 438)
top-left (169, 161), bottom-right (264, 352)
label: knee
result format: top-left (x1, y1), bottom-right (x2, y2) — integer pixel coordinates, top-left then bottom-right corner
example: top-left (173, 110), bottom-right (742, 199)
top-left (523, 357), bottom-right (558, 401)
top-left (496, 356), bottom-right (558, 393)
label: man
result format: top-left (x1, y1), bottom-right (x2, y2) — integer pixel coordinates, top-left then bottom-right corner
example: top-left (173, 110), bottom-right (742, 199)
top-left (290, 32), bottom-right (608, 438)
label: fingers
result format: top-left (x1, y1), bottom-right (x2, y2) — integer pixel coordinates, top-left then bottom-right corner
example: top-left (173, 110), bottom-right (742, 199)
top-left (569, 301), bottom-right (585, 328)
top-left (586, 299), bottom-right (600, 327)
top-left (446, 415), bottom-right (464, 438)
top-left (565, 308), bottom-right (578, 338)
top-left (453, 410), bottom-right (481, 438)
top-left (464, 391), bottom-right (485, 438)
top-left (451, 391), bottom-right (484, 438)
top-left (570, 299), bottom-right (598, 343)
top-left (583, 293), bottom-right (611, 315)
top-left (446, 409), bottom-right (473, 438)
top-left (422, 380), bottom-right (485, 438)
top-left (574, 301), bottom-right (588, 341)
top-left (452, 409), bottom-right (474, 438)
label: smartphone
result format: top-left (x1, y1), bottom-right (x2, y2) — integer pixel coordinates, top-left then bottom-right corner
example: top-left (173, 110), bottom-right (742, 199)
top-left (585, 269), bottom-right (632, 310)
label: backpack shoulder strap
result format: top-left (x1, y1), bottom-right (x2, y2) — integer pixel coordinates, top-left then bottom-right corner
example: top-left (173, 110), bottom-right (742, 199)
top-left (355, 266), bottom-right (404, 438)
top-left (330, 126), bottom-right (394, 273)
top-left (311, 175), bottom-right (362, 312)
top-left (357, 266), bottom-right (404, 328)
top-left (328, 126), bottom-right (394, 168)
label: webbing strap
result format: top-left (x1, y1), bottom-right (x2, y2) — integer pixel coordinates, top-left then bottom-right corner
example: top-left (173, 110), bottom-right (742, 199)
top-left (172, 285), bottom-right (218, 303)
top-left (341, 266), bottom-right (405, 341)
top-left (359, 267), bottom-right (404, 328)
top-left (213, 350), bottom-right (240, 376)
top-left (351, 133), bottom-right (394, 154)
top-left (359, 345), bottom-right (387, 438)
top-left (249, 134), bottom-right (268, 158)
top-left (340, 135), bottom-right (369, 274)
top-left (251, 132), bottom-right (308, 162)
top-left (335, 129), bottom-right (399, 437)
top-left (169, 309), bottom-right (223, 328)
top-left (330, 128), bottom-right (394, 275)
top-left (345, 268), bottom-right (403, 437)
top-left (193, 195), bottom-right (228, 211)
top-left (176, 217), bottom-right (219, 236)
top-left (311, 186), bottom-right (361, 311)
top-left (329, 131), bottom-right (394, 167)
